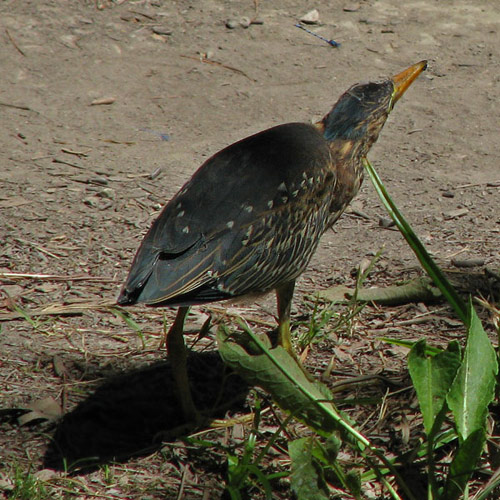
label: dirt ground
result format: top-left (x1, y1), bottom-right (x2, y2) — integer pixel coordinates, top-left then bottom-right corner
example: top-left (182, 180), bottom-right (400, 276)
top-left (1, 0), bottom-right (499, 498)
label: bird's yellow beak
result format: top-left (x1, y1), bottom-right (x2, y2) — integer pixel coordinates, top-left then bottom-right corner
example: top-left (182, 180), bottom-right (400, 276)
top-left (391, 60), bottom-right (427, 105)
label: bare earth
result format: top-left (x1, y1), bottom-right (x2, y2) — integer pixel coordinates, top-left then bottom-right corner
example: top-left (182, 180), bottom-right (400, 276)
top-left (1, 1), bottom-right (499, 498)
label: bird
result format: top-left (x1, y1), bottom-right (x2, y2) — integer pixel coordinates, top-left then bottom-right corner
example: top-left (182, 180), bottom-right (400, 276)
top-left (117, 60), bottom-right (427, 422)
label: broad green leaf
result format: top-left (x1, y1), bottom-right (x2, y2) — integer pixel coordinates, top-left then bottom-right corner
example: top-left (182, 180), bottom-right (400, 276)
top-left (217, 325), bottom-right (337, 435)
top-left (441, 428), bottom-right (486, 500)
top-left (447, 302), bottom-right (498, 441)
top-left (289, 438), bottom-right (329, 500)
top-left (408, 340), bottom-right (461, 435)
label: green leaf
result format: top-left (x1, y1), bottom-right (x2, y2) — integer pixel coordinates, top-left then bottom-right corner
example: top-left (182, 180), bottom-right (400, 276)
top-left (447, 302), bottom-right (498, 441)
top-left (408, 340), bottom-right (461, 435)
top-left (217, 324), bottom-right (338, 435)
top-left (441, 428), bottom-right (486, 500)
top-left (379, 337), bottom-right (452, 356)
top-left (289, 438), bottom-right (330, 500)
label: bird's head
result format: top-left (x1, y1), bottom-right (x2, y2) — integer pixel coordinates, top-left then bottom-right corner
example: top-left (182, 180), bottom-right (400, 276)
top-left (319, 61), bottom-right (427, 157)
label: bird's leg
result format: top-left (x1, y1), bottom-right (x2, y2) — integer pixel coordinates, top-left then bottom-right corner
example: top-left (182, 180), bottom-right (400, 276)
top-left (166, 306), bottom-right (200, 424)
top-left (276, 280), bottom-right (296, 355)
top-left (276, 281), bottom-right (315, 380)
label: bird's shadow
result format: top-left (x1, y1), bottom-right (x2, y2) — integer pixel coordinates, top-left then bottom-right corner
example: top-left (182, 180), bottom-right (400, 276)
top-left (43, 351), bottom-right (248, 473)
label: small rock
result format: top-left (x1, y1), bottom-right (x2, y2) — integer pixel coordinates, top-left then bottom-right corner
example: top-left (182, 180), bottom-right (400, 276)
top-left (300, 9), bottom-right (320, 25)
top-left (152, 26), bottom-right (172, 36)
top-left (97, 187), bottom-right (115, 200)
top-left (83, 196), bottom-right (99, 207)
top-left (60, 34), bottom-right (79, 49)
top-left (379, 217), bottom-right (395, 228)
top-left (225, 18), bottom-right (239, 29)
top-left (240, 16), bottom-right (251, 28)
top-left (441, 190), bottom-right (455, 198)
top-left (89, 176), bottom-right (108, 186)
top-left (343, 3), bottom-right (361, 12)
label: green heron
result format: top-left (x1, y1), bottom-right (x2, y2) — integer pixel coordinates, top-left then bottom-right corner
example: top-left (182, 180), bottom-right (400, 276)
top-left (117, 61), bottom-right (427, 422)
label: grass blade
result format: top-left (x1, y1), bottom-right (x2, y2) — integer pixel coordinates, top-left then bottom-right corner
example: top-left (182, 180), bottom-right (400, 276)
top-left (363, 158), bottom-right (468, 324)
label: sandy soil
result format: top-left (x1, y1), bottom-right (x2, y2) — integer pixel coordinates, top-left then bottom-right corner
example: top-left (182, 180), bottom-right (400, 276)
top-left (1, 1), bottom-right (499, 498)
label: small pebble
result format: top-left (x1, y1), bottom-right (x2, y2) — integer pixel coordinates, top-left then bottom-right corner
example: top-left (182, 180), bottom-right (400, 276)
top-left (97, 187), bottom-right (115, 200)
top-left (83, 196), bottom-right (99, 207)
top-left (152, 26), bottom-right (172, 36)
top-left (240, 17), bottom-right (251, 28)
top-left (89, 176), bottom-right (108, 186)
top-left (379, 217), bottom-right (395, 228)
top-left (441, 190), bottom-right (455, 198)
top-left (225, 18), bottom-right (239, 29)
top-left (300, 9), bottom-right (320, 25)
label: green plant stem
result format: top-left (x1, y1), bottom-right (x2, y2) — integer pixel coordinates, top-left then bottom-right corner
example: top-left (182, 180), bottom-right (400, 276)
top-left (363, 158), bottom-right (468, 325)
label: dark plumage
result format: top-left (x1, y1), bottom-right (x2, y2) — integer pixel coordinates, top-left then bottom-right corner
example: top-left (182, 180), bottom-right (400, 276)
top-left (117, 61), bottom-right (427, 422)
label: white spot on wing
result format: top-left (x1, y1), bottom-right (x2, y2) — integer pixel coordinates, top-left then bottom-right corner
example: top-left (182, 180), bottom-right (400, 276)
top-left (177, 210), bottom-right (185, 217)
top-left (227, 221), bottom-right (234, 229)
top-left (182, 226), bottom-right (190, 233)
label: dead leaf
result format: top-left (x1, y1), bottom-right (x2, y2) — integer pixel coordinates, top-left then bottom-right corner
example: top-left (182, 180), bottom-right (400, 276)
top-left (18, 396), bottom-right (62, 426)
top-left (33, 469), bottom-right (57, 481)
top-left (53, 355), bottom-right (68, 378)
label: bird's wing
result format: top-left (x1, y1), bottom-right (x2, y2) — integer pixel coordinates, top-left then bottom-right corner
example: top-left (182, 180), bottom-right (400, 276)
top-left (118, 122), bottom-right (332, 306)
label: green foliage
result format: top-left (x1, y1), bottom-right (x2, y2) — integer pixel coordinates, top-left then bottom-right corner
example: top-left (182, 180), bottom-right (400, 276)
top-left (217, 321), bottom-right (338, 436)
top-left (441, 428), bottom-right (486, 500)
top-left (289, 437), bottom-right (330, 500)
top-left (408, 340), bottom-right (461, 435)
top-left (365, 157), bottom-right (498, 500)
top-left (218, 320), bottom-right (412, 500)
top-left (215, 158), bottom-right (499, 499)
top-left (224, 397), bottom-right (288, 499)
top-left (226, 431), bottom-right (274, 500)
top-left (7, 467), bottom-right (49, 500)
top-left (109, 306), bottom-right (146, 348)
top-left (447, 303), bottom-right (498, 443)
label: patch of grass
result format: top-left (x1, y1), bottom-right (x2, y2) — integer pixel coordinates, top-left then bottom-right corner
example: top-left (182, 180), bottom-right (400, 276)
top-left (4, 466), bottom-right (50, 500)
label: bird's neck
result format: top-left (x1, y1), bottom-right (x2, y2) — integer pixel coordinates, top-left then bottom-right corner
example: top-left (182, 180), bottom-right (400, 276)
top-left (326, 138), bottom-right (365, 214)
